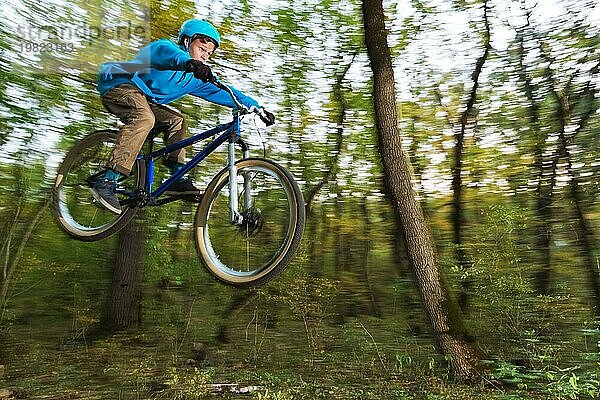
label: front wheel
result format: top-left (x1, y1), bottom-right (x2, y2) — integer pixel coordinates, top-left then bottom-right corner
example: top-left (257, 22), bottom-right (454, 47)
top-left (195, 158), bottom-right (305, 287)
top-left (52, 130), bottom-right (146, 241)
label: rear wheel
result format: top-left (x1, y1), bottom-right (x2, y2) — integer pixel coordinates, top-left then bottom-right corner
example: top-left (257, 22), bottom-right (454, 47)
top-left (195, 158), bottom-right (305, 287)
top-left (52, 130), bottom-right (145, 241)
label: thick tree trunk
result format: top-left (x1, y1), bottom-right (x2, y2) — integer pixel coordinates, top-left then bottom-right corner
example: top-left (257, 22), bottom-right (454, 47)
top-left (102, 210), bottom-right (146, 331)
top-left (362, 0), bottom-right (479, 379)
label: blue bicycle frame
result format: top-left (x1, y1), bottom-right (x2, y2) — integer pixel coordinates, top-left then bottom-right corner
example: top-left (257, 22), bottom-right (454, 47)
top-left (136, 109), bottom-right (251, 224)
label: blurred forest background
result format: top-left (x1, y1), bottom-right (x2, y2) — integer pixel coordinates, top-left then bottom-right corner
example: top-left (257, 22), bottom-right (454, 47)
top-left (0, 0), bottom-right (599, 398)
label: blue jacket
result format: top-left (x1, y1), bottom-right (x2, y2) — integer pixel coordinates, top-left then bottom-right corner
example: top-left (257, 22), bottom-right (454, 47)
top-left (97, 39), bottom-right (260, 109)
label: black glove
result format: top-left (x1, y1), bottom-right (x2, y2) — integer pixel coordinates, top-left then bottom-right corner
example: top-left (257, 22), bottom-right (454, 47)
top-left (185, 59), bottom-right (215, 83)
top-left (259, 108), bottom-right (275, 126)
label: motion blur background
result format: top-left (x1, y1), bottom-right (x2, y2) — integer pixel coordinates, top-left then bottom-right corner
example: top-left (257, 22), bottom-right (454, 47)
top-left (0, 0), bottom-right (599, 398)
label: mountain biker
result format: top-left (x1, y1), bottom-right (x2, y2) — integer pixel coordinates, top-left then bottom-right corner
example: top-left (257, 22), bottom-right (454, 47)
top-left (92, 19), bottom-right (275, 214)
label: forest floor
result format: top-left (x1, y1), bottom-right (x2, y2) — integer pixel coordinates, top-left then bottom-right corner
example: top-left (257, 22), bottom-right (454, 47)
top-left (0, 322), bottom-right (588, 400)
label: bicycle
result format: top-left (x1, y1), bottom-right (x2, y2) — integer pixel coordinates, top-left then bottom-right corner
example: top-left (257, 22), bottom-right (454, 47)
top-left (52, 81), bottom-right (305, 287)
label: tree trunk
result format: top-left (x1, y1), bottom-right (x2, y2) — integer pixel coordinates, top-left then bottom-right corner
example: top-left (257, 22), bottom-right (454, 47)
top-left (0, 196), bottom-right (51, 313)
top-left (569, 169), bottom-right (600, 315)
top-left (454, 0), bottom-right (491, 311)
top-left (564, 64), bottom-right (600, 316)
top-left (306, 211), bottom-right (321, 277)
top-left (304, 54), bottom-right (355, 213)
top-left (215, 290), bottom-right (255, 343)
top-left (545, 58), bottom-right (600, 313)
top-left (514, 28), bottom-right (555, 295)
top-left (334, 195), bottom-right (351, 322)
top-left (102, 210), bottom-right (146, 331)
top-left (362, 0), bottom-right (479, 379)
top-left (360, 197), bottom-right (381, 318)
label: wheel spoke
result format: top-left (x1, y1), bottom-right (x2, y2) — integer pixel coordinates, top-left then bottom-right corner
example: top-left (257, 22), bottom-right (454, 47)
top-left (52, 131), bottom-right (142, 241)
top-left (207, 167), bottom-right (291, 271)
top-left (195, 159), bottom-right (305, 287)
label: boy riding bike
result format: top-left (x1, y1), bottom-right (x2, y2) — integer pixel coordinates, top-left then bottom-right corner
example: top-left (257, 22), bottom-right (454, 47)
top-left (92, 19), bottom-right (275, 214)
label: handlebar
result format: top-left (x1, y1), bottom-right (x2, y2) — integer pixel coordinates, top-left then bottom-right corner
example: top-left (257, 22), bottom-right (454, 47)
top-left (212, 80), bottom-right (273, 127)
top-left (212, 80), bottom-right (248, 112)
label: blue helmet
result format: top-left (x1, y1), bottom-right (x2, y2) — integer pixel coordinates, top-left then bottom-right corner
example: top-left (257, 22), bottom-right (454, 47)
top-left (178, 19), bottom-right (221, 49)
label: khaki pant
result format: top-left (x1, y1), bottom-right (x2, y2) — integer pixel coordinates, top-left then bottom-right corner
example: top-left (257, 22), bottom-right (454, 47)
top-left (102, 84), bottom-right (186, 175)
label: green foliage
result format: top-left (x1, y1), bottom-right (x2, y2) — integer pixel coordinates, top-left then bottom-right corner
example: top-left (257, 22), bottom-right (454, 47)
top-left (164, 366), bottom-right (213, 399)
top-left (545, 368), bottom-right (600, 400)
top-left (487, 359), bottom-right (600, 400)
top-left (265, 277), bottom-right (339, 322)
top-left (63, 282), bottom-right (100, 341)
top-left (259, 277), bottom-right (339, 360)
top-left (489, 359), bottom-right (538, 387)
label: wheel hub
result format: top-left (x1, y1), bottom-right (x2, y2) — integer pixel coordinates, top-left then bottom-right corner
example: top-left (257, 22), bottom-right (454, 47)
top-left (239, 208), bottom-right (264, 237)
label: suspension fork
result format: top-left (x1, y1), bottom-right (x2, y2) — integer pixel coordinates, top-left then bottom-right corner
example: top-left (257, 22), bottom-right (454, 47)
top-left (227, 137), bottom-right (251, 225)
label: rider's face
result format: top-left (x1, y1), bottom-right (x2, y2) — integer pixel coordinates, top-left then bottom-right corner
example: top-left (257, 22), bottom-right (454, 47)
top-left (189, 38), bottom-right (215, 63)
